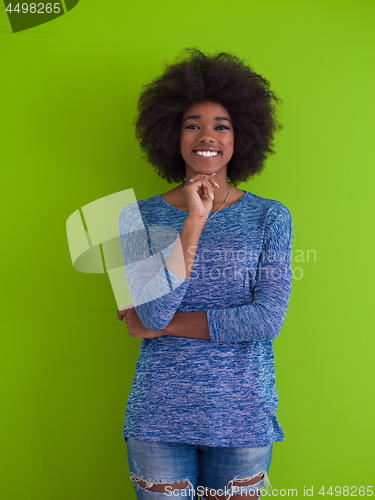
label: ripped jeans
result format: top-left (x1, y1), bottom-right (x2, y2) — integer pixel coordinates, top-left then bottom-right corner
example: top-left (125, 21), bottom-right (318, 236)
top-left (127, 438), bottom-right (273, 499)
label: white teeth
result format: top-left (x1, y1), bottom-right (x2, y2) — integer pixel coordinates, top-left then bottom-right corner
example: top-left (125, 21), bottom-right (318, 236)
top-left (195, 150), bottom-right (219, 157)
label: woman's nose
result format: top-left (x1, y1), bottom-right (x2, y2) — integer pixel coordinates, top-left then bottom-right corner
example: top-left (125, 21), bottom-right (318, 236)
top-left (199, 127), bottom-right (215, 143)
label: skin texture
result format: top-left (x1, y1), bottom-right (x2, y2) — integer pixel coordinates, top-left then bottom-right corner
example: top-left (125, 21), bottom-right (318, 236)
top-left (117, 101), bottom-right (243, 340)
top-left (118, 102), bottom-right (263, 497)
top-left (180, 100), bottom-right (234, 201)
top-left (135, 48), bottom-right (282, 185)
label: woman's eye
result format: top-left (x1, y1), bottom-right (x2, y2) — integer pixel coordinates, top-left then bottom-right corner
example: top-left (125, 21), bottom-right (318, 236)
top-left (185, 125), bottom-right (230, 130)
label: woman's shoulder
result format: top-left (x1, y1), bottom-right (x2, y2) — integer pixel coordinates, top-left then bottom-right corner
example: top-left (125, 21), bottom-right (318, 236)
top-left (118, 192), bottom-right (180, 233)
top-left (243, 190), bottom-right (292, 219)
top-left (119, 193), bottom-right (163, 214)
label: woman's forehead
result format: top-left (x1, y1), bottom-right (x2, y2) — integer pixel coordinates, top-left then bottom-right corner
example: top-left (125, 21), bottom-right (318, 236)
top-left (182, 101), bottom-right (232, 120)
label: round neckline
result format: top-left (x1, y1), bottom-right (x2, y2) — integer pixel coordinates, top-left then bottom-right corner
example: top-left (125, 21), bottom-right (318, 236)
top-left (159, 190), bottom-right (249, 214)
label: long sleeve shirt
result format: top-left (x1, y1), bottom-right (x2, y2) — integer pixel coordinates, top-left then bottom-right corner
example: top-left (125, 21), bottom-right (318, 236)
top-left (118, 190), bottom-right (293, 447)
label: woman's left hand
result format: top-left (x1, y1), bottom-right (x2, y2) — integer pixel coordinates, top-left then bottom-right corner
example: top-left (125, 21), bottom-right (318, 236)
top-left (117, 307), bottom-right (165, 338)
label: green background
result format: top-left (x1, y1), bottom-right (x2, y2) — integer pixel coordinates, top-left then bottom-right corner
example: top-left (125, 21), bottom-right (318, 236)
top-left (1, 0), bottom-right (374, 498)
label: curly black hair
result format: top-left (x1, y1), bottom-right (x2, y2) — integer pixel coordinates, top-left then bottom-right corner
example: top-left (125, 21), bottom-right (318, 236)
top-left (135, 48), bottom-right (282, 186)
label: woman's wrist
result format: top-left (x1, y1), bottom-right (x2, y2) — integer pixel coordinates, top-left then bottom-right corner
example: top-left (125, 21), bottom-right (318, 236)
top-left (184, 213), bottom-right (207, 228)
top-left (164, 311), bottom-right (210, 340)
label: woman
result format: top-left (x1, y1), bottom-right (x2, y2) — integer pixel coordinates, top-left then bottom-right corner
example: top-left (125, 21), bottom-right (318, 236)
top-left (118, 49), bottom-right (293, 500)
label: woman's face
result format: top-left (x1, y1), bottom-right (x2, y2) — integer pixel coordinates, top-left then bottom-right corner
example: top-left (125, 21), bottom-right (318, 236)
top-left (180, 100), bottom-right (234, 179)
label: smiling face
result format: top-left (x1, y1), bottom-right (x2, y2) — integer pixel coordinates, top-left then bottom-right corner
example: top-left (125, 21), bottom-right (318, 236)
top-left (180, 101), bottom-right (235, 179)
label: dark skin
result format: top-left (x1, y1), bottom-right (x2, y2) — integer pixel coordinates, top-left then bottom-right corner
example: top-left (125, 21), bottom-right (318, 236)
top-left (117, 306), bottom-right (210, 339)
top-left (117, 101), bottom-right (245, 341)
top-left (117, 101), bottom-right (260, 499)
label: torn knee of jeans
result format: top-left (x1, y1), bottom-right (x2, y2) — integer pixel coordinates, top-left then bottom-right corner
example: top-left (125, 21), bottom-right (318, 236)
top-left (130, 474), bottom-right (191, 493)
top-left (233, 472), bottom-right (264, 487)
top-left (228, 471), bottom-right (272, 497)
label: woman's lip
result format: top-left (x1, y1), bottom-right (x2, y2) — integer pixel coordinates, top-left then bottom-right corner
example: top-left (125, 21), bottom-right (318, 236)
top-left (193, 148), bottom-right (220, 152)
top-left (193, 150), bottom-right (221, 158)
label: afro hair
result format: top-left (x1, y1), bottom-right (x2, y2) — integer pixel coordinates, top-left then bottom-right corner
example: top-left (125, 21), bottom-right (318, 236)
top-left (135, 48), bottom-right (282, 185)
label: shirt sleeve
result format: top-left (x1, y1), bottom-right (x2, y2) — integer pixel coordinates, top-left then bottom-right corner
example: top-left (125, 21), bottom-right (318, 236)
top-left (207, 204), bottom-right (293, 342)
top-left (119, 203), bottom-right (190, 331)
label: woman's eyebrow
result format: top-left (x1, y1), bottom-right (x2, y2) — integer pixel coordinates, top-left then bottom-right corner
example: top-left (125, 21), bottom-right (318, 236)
top-left (184, 115), bottom-right (201, 121)
top-left (183, 115), bottom-right (232, 123)
top-left (215, 116), bottom-right (232, 123)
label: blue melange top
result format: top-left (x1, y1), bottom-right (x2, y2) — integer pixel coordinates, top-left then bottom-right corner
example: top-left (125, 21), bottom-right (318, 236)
top-left (118, 190), bottom-right (293, 447)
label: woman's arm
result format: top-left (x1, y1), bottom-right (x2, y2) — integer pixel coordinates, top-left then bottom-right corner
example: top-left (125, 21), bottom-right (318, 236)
top-left (164, 215), bottom-right (206, 281)
top-left (119, 204), bottom-right (293, 343)
top-left (207, 204), bottom-right (293, 342)
top-left (119, 174), bottom-right (217, 332)
top-left (117, 307), bottom-right (210, 340)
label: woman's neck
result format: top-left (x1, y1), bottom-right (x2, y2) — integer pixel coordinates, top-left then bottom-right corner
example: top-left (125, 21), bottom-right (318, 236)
top-left (161, 179), bottom-right (246, 213)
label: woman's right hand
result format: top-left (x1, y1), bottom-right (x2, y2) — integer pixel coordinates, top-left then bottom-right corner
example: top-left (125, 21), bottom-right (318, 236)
top-left (117, 307), bottom-right (166, 338)
top-left (181, 173), bottom-right (219, 220)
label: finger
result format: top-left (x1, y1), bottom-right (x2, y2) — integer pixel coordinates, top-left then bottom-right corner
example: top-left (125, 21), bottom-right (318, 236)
top-left (189, 175), bottom-right (216, 199)
top-left (117, 311), bottom-right (127, 321)
top-left (117, 305), bottom-right (134, 321)
top-left (201, 181), bottom-right (214, 201)
top-left (189, 173), bottom-right (218, 189)
top-left (204, 174), bottom-right (219, 187)
top-left (202, 184), bottom-right (213, 201)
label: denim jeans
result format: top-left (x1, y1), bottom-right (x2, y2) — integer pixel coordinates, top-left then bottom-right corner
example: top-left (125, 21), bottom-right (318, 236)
top-left (127, 438), bottom-right (273, 499)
